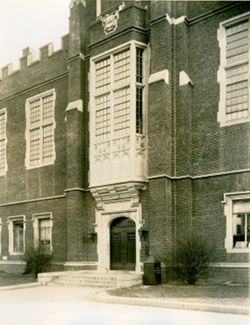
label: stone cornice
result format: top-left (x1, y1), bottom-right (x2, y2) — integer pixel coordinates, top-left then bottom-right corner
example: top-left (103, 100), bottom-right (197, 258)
top-left (90, 182), bottom-right (146, 210)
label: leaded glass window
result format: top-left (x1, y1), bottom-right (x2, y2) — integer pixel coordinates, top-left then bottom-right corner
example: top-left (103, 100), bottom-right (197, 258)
top-left (0, 109), bottom-right (7, 175)
top-left (94, 46), bottom-right (145, 141)
top-left (26, 90), bottom-right (56, 168)
top-left (225, 19), bottom-right (249, 122)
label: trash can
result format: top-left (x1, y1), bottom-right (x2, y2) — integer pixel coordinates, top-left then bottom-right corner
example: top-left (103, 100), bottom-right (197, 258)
top-left (143, 256), bottom-right (161, 285)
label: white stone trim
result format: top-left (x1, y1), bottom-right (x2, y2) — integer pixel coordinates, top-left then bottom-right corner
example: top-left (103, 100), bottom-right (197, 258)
top-left (0, 218), bottom-right (2, 255)
top-left (148, 168), bottom-right (250, 181)
top-left (32, 212), bottom-right (53, 252)
top-left (91, 182), bottom-right (145, 274)
top-left (179, 71), bottom-right (193, 86)
top-left (1, 63), bottom-right (14, 78)
top-left (66, 99), bottom-right (83, 113)
top-left (148, 69), bottom-right (169, 85)
top-left (7, 215), bottom-right (26, 255)
top-left (96, 0), bottom-right (101, 16)
top-left (64, 187), bottom-right (88, 193)
top-left (27, 48), bottom-right (40, 66)
top-left (25, 88), bottom-right (56, 169)
top-left (217, 12), bottom-right (250, 127)
top-left (0, 260), bottom-right (26, 265)
top-left (69, 0), bottom-right (86, 9)
top-left (165, 14), bottom-right (186, 25)
top-left (64, 261), bottom-right (98, 267)
top-left (95, 201), bottom-right (143, 274)
top-left (210, 262), bottom-right (250, 268)
top-left (90, 40), bottom-right (145, 66)
top-left (223, 192), bottom-right (250, 253)
top-left (0, 107), bottom-right (7, 176)
top-left (0, 194), bottom-right (65, 208)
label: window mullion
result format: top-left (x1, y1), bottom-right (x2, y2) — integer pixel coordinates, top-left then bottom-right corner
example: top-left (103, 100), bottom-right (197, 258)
top-left (130, 44), bottom-right (136, 138)
top-left (40, 98), bottom-right (43, 164)
top-left (110, 53), bottom-right (115, 141)
top-left (244, 213), bottom-right (247, 243)
top-left (248, 17), bottom-right (250, 118)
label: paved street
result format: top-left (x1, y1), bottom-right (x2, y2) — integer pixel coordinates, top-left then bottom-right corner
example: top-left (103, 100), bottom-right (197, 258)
top-left (0, 286), bottom-right (249, 325)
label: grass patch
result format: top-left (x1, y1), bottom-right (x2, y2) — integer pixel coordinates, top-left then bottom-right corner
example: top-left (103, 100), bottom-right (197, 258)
top-left (108, 283), bottom-right (250, 306)
top-left (0, 272), bottom-right (36, 287)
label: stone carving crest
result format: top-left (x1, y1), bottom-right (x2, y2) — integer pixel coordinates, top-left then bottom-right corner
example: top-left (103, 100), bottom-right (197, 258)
top-left (101, 10), bottom-right (119, 35)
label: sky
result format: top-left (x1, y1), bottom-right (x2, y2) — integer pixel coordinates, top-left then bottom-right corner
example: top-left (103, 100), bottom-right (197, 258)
top-left (0, 0), bottom-right (70, 69)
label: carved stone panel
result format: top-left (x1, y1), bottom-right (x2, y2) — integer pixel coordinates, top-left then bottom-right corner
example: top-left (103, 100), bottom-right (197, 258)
top-left (94, 140), bottom-right (111, 162)
top-left (112, 136), bottom-right (130, 159)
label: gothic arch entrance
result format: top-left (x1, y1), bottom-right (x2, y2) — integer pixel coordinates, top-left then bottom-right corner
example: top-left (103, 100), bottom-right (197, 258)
top-left (110, 217), bottom-right (136, 271)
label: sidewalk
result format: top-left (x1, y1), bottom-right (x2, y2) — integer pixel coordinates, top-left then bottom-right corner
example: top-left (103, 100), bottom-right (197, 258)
top-left (1, 281), bottom-right (249, 316)
top-left (86, 288), bottom-right (250, 315)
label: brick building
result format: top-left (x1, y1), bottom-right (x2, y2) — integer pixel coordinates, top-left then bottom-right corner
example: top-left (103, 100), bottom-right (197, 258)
top-left (0, 0), bottom-right (249, 283)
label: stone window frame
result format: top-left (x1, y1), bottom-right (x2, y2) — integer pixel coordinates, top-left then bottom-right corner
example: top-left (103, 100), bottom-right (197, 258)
top-left (7, 215), bottom-right (26, 255)
top-left (217, 12), bottom-right (250, 127)
top-left (32, 212), bottom-right (53, 252)
top-left (25, 89), bottom-right (56, 169)
top-left (223, 191), bottom-right (250, 253)
top-left (0, 107), bottom-right (7, 176)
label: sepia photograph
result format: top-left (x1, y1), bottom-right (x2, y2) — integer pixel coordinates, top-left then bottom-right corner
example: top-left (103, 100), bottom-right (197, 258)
top-left (0, 0), bottom-right (249, 324)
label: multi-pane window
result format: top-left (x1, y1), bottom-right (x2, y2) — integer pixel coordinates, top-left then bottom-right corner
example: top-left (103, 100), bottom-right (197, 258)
top-left (224, 194), bottom-right (250, 252)
top-left (33, 213), bottom-right (53, 253)
top-left (26, 90), bottom-right (56, 168)
top-left (13, 221), bottom-right (24, 253)
top-left (94, 45), bottom-right (145, 141)
top-left (39, 219), bottom-right (51, 252)
top-left (232, 200), bottom-right (250, 249)
top-left (0, 108), bottom-right (7, 175)
top-left (95, 94), bottom-right (111, 140)
top-left (218, 14), bottom-right (250, 126)
top-left (114, 88), bottom-right (130, 137)
top-left (225, 20), bottom-right (249, 121)
top-left (136, 48), bottom-right (144, 134)
top-left (8, 216), bottom-right (25, 255)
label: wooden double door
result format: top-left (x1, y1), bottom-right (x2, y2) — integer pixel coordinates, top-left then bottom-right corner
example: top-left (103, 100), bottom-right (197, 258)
top-left (110, 217), bottom-right (136, 271)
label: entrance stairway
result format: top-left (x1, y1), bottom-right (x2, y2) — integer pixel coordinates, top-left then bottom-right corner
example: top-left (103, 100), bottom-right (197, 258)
top-left (38, 270), bottom-right (142, 288)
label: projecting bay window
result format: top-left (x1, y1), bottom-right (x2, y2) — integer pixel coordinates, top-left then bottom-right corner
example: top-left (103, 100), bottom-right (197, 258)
top-left (0, 108), bottom-right (7, 176)
top-left (90, 42), bottom-right (147, 185)
top-left (217, 13), bottom-right (250, 126)
top-left (93, 43), bottom-right (146, 142)
top-left (25, 89), bottom-right (56, 169)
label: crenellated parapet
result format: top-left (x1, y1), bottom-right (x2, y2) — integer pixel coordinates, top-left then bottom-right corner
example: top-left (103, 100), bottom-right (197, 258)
top-left (0, 34), bottom-right (69, 82)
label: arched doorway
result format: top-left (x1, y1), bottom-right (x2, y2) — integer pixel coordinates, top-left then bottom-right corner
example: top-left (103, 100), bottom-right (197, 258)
top-left (110, 217), bottom-right (136, 271)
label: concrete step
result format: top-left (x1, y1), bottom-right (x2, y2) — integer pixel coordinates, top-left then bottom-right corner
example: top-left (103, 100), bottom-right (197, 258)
top-left (38, 271), bottom-right (142, 288)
